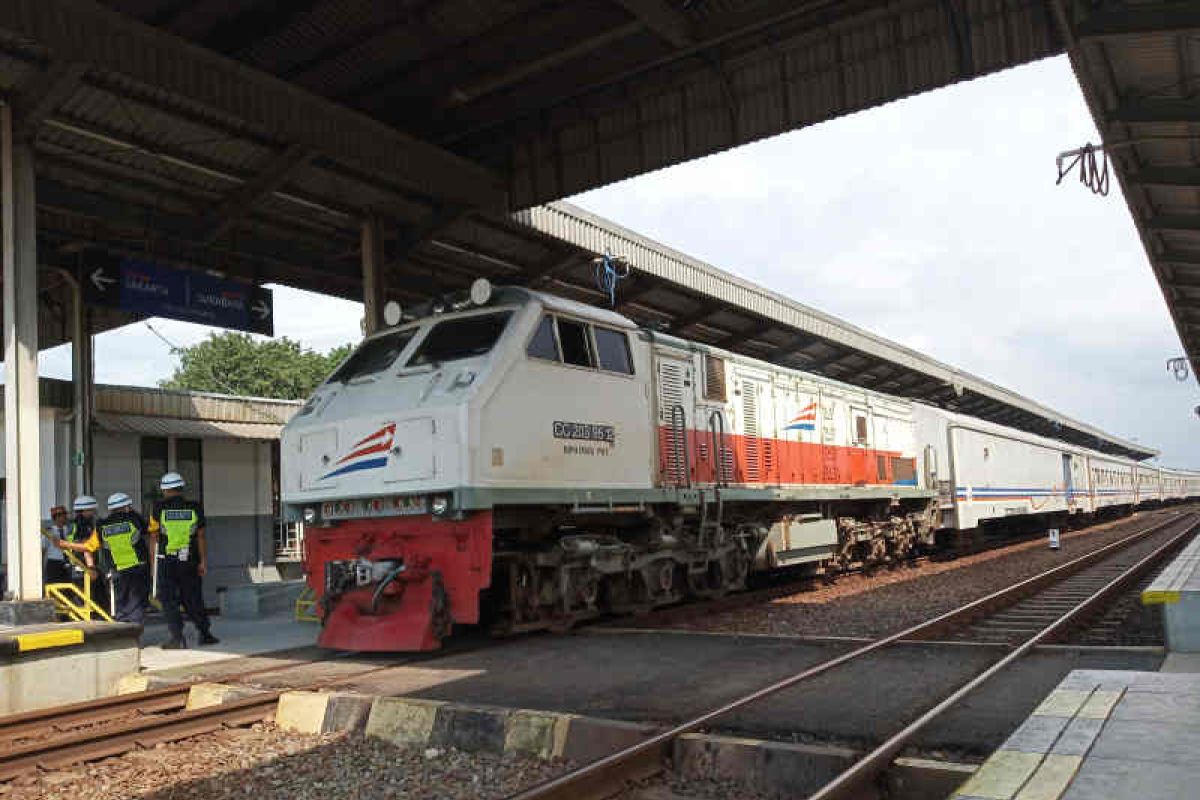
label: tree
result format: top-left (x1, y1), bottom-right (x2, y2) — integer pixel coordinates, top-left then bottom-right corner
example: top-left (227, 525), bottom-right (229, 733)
top-left (160, 332), bottom-right (353, 400)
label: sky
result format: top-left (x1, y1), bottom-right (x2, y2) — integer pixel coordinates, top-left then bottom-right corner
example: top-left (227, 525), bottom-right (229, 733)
top-left (37, 55), bottom-right (1199, 467)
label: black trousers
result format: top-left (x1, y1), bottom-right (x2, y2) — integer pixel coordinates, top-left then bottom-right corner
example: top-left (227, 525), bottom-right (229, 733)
top-left (44, 558), bottom-right (71, 584)
top-left (160, 556), bottom-right (211, 638)
top-left (113, 564), bottom-right (150, 625)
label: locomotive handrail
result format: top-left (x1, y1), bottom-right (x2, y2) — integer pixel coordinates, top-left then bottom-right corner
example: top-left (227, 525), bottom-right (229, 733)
top-left (708, 409), bottom-right (730, 487)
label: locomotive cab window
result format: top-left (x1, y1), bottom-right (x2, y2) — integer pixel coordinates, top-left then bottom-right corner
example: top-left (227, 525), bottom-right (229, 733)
top-left (593, 326), bottom-right (633, 374)
top-left (527, 315), bottom-right (559, 361)
top-left (409, 311), bottom-right (513, 367)
top-left (557, 318), bottom-right (593, 367)
top-left (329, 328), bottom-right (417, 383)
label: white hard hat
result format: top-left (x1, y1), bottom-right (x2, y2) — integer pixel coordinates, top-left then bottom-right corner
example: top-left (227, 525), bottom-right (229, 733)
top-left (72, 495), bottom-right (98, 512)
top-left (160, 472), bottom-right (186, 491)
top-left (107, 492), bottom-right (133, 511)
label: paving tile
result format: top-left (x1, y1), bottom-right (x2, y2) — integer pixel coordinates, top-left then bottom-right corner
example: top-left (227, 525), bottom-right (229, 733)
top-left (954, 750), bottom-right (1043, 800)
top-left (1061, 757), bottom-right (1200, 800)
top-left (1110, 690), bottom-right (1200, 724)
top-left (1088, 719), bottom-right (1200, 765)
top-left (1031, 690), bottom-right (1090, 718)
top-left (1127, 672), bottom-right (1200, 694)
top-left (1014, 754), bottom-right (1082, 800)
top-left (1049, 717), bottom-right (1103, 757)
top-left (1002, 715), bottom-right (1071, 754)
top-left (1075, 690), bottom-right (1122, 720)
top-left (1055, 671), bottom-right (1139, 692)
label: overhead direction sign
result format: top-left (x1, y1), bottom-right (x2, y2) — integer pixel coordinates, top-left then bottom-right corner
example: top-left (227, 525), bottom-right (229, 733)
top-left (83, 253), bottom-right (274, 336)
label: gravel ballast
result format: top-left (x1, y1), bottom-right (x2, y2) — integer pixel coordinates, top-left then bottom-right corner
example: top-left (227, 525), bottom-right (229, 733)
top-left (0, 723), bottom-right (573, 800)
top-left (654, 511), bottom-right (1189, 639)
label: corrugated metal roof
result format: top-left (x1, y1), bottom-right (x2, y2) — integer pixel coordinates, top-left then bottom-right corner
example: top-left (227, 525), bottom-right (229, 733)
top-left (94, 413), bottom-right (284, 440)
top-left (95, 385), bottom-right (300, 425)
top-left (1056, 2), bottom-right (1200, 384)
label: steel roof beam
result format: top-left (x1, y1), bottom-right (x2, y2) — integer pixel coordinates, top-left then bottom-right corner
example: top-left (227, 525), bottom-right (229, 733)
top-left (1160, 250), bottom-right (1200, 266)
top-left (1109, 99), bottom-right (1200, 124)
top-left (714, 319), bottom-right (773, 349)
top-left (0, 0), bottom-right (504, 209)
top-left (1149, 215), bottom-right (1200, 233)
top-left (669, 300), bottom-right (727, 333)
top-left (200, 143), bottom-right (314, 244)
top-left (1131, 167), bottom-right (1200, 188)
top-left (612, 0), bottom-right (695, 47)
top-left (11, 61), bottom-right (87, 139)
top-left (1074, 4), bottom-right (1200, 41)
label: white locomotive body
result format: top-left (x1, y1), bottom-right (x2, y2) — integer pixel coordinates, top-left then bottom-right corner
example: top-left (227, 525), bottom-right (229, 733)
top-left (282, 285), bottom-right (1199, 651)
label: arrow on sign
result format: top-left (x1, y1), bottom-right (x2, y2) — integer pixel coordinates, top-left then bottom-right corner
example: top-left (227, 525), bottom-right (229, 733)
top-left (252, 300), bottom-right (271, 320)
top-left (90, 268), bottom-right (117, 293)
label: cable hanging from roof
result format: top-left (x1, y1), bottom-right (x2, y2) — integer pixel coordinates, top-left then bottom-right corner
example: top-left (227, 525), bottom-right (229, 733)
top-left (1055, 142), bottom-right (1109, 196)
top-left (593, 249), bottom-right (631, 307)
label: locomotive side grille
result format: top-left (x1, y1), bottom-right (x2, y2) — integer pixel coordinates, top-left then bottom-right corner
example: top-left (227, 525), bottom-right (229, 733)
top-left (658, 359), bottom-right (691, 485)
top-left (703, 355), bottom-right (727, 402)
top-left (743, 381), bottom-right (761, 483)
top-left (657, 361), bottom-right (686, 420)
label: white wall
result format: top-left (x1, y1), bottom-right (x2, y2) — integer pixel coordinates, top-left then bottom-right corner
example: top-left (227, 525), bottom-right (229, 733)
top-left (202, 439), bottom-right (270, 517)
top-left (92, 432), bottom-right (141, 513)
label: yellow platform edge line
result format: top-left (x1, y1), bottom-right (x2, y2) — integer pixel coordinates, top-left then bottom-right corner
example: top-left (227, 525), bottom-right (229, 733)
top-left (1141, 590), bottom-right (1181, 605)
top-left (15, 628), bottom-right (85, 652)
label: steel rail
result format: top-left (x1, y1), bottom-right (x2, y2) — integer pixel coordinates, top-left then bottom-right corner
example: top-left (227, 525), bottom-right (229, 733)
top-left (806, 513), bottom-right (1200, 800)
top-left (504, 509), bottom-right (1197, 800)
top-left (0, 635), bottom-right (505, 779)
top-left (0, 646), bottom-right (335, 743)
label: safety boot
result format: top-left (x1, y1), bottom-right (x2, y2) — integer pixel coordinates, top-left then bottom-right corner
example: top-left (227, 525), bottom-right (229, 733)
top-left (161, 637), bottom-right (187, 650)
top-left (199, 632), bottom-right (220, 646)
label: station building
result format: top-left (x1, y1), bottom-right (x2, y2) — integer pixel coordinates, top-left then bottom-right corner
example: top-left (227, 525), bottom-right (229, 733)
top-left (0, 380), bottom-right (301, 604)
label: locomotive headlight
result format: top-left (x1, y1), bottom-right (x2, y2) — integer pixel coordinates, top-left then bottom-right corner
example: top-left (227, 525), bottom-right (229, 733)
top-left (430, 496), bottom-right (450, 516)
top-left (303, 507), bottom-right (317, 524)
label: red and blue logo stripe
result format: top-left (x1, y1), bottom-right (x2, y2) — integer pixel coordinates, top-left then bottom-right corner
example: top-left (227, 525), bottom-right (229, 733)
top-left (785, 402), bottom-right (817, 432)
top-left (322, 424), bottom-right (394, 480)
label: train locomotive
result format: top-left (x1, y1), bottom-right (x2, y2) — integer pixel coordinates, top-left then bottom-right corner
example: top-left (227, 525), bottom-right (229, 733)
top-left (281, 282), bottom-right (1200, 651)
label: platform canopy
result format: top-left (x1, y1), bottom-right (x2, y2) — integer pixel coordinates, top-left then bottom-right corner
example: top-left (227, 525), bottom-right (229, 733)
top-left (1056, 1), bottom-right (1200, 385)
top-left (0, 0), bottom-right (1155, 461)
top-left (0, 0), bottom-right (1068, 347)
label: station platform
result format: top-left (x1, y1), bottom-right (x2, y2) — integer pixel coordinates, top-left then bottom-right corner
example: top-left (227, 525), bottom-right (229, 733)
top-left (139, 612), bottom-right (318, 673)
top-left (1142, 532), bottom-right (1200, 652)
top-left (949, 668), bottom-right (1200, 800)
top-left (0, 619), bottom-right (141, 713)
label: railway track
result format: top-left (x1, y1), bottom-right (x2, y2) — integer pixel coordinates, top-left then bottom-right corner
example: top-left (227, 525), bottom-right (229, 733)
top-left (0, 636), bottom-right (494, 781)
top-left (615, 506), bottom-right (1181, 633)
top-left (505, 509), bottom-right (1200, 800)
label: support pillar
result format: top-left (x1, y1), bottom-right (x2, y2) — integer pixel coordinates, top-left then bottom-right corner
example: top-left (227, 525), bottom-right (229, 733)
top-left (2, 104), bottom-right (42, 601)
top-left (361, 213), bottom-right (386, 336)
top-left (71, 277), bottom-right (93, 497)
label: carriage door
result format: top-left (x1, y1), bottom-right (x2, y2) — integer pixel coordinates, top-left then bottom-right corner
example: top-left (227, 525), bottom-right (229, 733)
top-left (1062, 454), bottom-right (1076, 511)
top-left (656, 355), bottom-right (695, 486)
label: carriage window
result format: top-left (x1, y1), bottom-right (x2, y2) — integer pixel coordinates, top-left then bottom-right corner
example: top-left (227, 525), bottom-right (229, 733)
top-left (557, 318), bottom-right (593, 367)
top-left (594, 327), bottom-right (633, 374)
top-left (409, 311), bottom-right (512, 366)
top-left (854, 415), bottom-right (868, 444)
top-left (527, 315), bottom-right (559, 361)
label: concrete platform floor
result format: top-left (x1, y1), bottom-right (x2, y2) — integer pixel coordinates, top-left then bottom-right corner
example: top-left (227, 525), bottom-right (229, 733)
top-left (140, 613), bottom-right (318, 672)
top-left (251, 628), bottom-right (1165, 756)
top-left (950, 669), bottom-right (1200, 800)
top-left (1160, 651), bottom-right (1200, 672)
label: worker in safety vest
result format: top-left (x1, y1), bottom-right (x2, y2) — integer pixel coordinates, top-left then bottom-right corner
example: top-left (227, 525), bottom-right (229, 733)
top-left (58, 496), bottom-right (104, 607)
top-left (97, 492), bottom-right (152, 625)
top-left (149, 472), bottom-right (218, 649)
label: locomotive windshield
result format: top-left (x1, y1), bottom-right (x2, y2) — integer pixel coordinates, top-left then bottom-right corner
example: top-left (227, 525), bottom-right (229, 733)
top-left (408, 311), bottom-right (513, 367)
top-left (328, 328), bottom-right (417, 383)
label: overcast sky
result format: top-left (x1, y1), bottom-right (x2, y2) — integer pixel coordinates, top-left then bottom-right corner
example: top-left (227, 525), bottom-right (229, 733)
top-left (38, 55), bottom-right (1199, 467)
